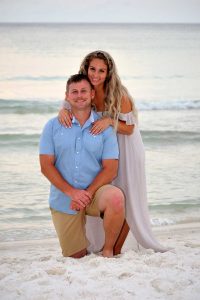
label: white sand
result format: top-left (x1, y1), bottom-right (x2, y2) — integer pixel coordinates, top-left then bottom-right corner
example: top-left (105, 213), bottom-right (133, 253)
top-left (0, 223), bottom-right (200, 300)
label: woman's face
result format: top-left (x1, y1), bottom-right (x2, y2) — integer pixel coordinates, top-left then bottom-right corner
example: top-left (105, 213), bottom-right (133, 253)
top-left (87, 58), bottom-right (108, 87)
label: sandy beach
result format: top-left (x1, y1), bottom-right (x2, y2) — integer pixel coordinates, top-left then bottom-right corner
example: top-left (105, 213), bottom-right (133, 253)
top-left (0, 223), bottom-right (200, 300)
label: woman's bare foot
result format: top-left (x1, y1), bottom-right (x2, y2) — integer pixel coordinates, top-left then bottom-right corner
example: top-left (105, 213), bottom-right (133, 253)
top-left (113, 220), bottom-right (130, 255)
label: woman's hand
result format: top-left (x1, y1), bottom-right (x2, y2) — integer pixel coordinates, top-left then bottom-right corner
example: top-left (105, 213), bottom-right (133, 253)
top-left (90, 117), bottom-right (113, 135)
top-left (58, 108), bottom-right (73, 127)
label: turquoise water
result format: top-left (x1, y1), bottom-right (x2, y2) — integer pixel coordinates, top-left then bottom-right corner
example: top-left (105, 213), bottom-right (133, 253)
top-left (0, 23), bottom-right (200, 242)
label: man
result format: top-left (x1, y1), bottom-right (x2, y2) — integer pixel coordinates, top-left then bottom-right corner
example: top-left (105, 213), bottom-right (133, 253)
top-left (39, 74), bottom-right (125, 258)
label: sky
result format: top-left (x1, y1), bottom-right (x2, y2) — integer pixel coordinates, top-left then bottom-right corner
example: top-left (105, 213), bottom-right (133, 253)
top-left (0, 0), bottom-right (200, 23)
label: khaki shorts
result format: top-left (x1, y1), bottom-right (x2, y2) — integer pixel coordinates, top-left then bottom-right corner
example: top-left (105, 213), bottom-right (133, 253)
top-left (51, 184), bottom-right (112, 257)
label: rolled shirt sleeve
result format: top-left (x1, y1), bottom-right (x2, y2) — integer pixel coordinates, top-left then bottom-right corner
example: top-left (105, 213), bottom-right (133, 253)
top-left (102, 127), bottom-right (119, 160)
top-left (39, 119), bottom-right (55, 155)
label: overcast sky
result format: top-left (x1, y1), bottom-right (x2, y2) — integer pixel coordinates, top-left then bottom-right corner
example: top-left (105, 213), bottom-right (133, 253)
top-left (0, 0), bottom-right (200, 23)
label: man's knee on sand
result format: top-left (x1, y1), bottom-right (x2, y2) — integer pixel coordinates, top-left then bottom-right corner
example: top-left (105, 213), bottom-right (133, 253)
top-left (67, 248), bottom-right (87, 259)
top-left (61, 245), bottom-right (88, 258)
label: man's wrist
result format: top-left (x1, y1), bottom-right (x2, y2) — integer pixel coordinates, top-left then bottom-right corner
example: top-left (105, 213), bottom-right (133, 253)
top-left (86, 187), bottom-right (94, 198)
top-left (64, 185), bottom-right (74, 198)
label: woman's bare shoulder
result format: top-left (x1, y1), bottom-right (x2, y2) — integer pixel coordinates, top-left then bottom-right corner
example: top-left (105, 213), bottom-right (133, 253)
top-left (120, 96), bottom-right (133, 113)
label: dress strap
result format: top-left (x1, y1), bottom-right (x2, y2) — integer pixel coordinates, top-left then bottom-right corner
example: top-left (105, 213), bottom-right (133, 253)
top-left (118, 112), bottom-right (137, 125)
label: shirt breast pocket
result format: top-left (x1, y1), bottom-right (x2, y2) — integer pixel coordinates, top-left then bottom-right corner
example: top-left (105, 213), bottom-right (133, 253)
top-left (83, 132), bottom-right (103, 156)
top-left (54, 128), bottom-right (75, 153)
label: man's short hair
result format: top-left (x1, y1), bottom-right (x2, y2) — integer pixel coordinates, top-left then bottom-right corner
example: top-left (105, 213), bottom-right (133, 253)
top-left (66, 74), bottom-right (94, 91)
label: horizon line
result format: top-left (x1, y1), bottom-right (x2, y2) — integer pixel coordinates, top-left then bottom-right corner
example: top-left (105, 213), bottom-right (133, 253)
top-left (0, 21), bottom-right (200, 25)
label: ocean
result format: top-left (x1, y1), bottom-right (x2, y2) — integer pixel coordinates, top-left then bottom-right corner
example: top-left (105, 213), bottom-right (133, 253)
top-left (0, 23), bottom-right (200, 242)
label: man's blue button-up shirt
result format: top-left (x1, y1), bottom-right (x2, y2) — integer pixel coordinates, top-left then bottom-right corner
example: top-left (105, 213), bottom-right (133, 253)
top-left (39, 111), bottom-right (119, 214)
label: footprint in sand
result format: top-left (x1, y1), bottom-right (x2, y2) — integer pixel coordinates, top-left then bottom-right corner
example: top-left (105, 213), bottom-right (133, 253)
top-left (118, 272), bottom-right (133, 279)
top-left (184, 242), bottom-right (200, 248)
top-left (46, 267), bottom-right (66, 275)
top-left (39, 256), bottom-right (52, 262)
top-left (151, 278), bottom-right (193, 295)
top-left (151, 278), bottom-right (177, 295)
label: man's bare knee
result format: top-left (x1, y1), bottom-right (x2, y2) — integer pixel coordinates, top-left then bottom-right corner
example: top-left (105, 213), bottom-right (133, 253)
top-left (98, 187), bottom-right (125, 213)
top-left (108, 189), bottom-right (125, 213)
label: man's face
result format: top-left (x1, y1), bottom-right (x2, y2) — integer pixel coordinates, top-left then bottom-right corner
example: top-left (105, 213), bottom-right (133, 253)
top-left (66, 80), bottom-right (94, 111)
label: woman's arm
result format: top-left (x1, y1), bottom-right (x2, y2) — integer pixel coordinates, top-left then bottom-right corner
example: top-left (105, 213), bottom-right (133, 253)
top-left (58, 108), bottom-right (73, 127)
top-left (116, 96), bottom-right (135, 135)
top-left (117, 120), bottom-right (134, 135)
top-left (90, 96), bottom-right (135, 135)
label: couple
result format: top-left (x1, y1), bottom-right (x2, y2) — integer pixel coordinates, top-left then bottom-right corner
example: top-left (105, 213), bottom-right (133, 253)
top-left (40, 50), bottom-right (167, 258)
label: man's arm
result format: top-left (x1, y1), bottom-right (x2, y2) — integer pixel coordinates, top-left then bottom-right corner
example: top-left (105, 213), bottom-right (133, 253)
top-left (40, 154), bottom-right (91, 209)
top-left (86, 159), bottom-right (118, 197)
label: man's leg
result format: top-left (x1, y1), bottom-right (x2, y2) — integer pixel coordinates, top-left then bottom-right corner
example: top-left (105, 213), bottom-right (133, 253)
top-left (97, 186), bottom-right (125, 257)
top-left (51, 208), bottom-right (89, 258)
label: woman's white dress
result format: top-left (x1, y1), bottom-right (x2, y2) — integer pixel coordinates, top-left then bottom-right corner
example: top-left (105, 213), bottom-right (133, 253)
top-left (86, 112), bottom-right (167, 253)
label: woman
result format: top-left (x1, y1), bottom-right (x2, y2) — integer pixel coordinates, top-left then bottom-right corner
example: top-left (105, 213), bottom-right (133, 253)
top-left (59, 50), bottom-right (167, 254)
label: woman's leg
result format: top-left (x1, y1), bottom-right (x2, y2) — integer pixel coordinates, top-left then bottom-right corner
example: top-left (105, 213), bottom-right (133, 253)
top-left (113, 220), bottom-right (130, 255)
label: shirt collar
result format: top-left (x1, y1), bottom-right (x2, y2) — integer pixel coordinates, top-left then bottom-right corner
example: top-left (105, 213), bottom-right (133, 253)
top-left (72, 111), bottom-right (95, 127)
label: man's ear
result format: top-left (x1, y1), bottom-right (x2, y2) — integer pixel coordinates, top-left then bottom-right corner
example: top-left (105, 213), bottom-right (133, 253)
top-left (65, 91), bottom-right (68, 101)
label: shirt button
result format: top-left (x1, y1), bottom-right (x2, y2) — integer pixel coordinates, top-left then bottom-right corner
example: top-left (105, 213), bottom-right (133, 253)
top-left (75, 166), bottom-right (78, 168)
top-left (76, 151), bottom-right (79, 154)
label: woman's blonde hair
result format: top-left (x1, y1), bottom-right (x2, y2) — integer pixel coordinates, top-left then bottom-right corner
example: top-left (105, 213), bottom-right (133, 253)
top-left (79, 50), bottom-right (137, 123)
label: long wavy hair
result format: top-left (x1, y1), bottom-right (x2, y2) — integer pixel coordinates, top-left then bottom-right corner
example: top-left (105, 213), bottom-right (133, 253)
top-left (79, 50), bottom-right (137, 123)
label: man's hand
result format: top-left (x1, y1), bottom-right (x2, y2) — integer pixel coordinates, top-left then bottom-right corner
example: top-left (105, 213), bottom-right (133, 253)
top-left (69, 188), bottom-right (92, 211)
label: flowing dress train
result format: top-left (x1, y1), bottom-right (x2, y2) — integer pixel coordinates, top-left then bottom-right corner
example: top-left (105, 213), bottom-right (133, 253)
top-left (86, 112), bottom-right (167, 253)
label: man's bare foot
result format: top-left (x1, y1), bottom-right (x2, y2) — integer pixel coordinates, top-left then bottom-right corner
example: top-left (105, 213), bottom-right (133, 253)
top-left (102, 248), bottom-right (113, 258)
